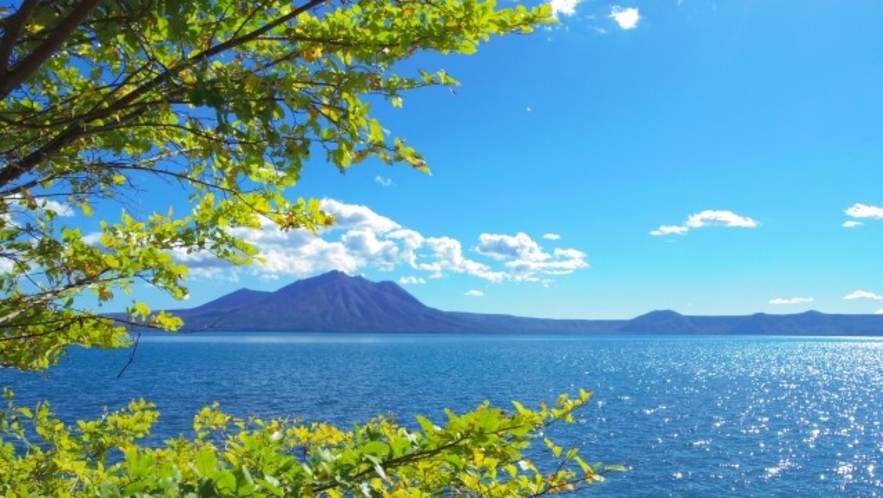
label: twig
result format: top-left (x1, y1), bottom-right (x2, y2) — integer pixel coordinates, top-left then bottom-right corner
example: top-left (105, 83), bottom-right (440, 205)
top-left (116, 328), bottom-right (141, 378)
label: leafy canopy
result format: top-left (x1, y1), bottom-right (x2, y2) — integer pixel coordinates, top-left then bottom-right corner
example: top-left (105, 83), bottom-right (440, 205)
top-left (0, 1), bottom-right (623, 496)
top-left (0, 0), bottom-right (549, 370)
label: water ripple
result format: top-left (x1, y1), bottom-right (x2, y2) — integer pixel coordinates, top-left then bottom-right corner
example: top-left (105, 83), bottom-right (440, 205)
top-left (3, 334), bottom-right (883, 496)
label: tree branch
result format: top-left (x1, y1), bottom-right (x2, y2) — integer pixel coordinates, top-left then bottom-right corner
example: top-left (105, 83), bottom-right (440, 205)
top-left (116, 330), bottom-right (141, 378)
top-left (0, 0), bottom-right (103, 100)
top-left (0, 0), bottom-right (41, 73)
top-left (0, 0), bottom-right (329, 191)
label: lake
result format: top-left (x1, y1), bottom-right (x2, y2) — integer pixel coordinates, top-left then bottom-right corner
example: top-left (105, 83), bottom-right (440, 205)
top-left (3, 333), bottom-right (883, 496)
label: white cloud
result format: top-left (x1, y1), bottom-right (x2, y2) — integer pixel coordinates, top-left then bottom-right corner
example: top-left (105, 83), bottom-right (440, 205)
top-left (843, 290), bottom-right (883, 301)
top-left (650, 225), bottom-right (689, 237)
top-left (609, 6), bottom-right (640, 30)
top-left (43, 200), bottom-right (74, 217)
top-left (652, 210), bottom-right (757, 237)
top-left (465, 290), bottom-right (485, 297)
top-left (475, 232), bottom-right (588, 282)
top-left (82, 232), bottom-right (103, 245)
top-left (173, 251), bottom-right (227, 269)
top-left (769, 297), bottom-right (814, 305)
top-left (843, 220), bottom-right (864, 228)
top-left (550, 0), bottom-right (581, 17)
top-left (419, 236), bottom-right (507, 282)
top-left (876, 308), bottom-right (883, 315)
top-left (505, 250), bottom-right (588, 281)
top-left (375, 176), bottom-right (392, 187)
top-left (254, 237), bottom-right (363, 278)
top-left (387, 229), bottom-right (423, 248)
top-left (543, 233), bottom-right (561, 240)
top-left (0, 255), bottom-right (16, 273)
top-left (321, 198), bottom-right (400, 233)
top-left (686, 210), bottom-right (757, 228)
top-left (387, 228), bottom-right (424, 267)
top-left (846, 203), bottom-right (883, 219)
top-left (189, 267), bottom-right (240, 282)
top-left (342, 230), bottom-right (399, 269)
top-left (399, 276), bottom-right (425, 285)
top-left (169, 199), bottom-right (588, 285)
top-left (215, 216), bottom-right (370, 278)
top-left (1, 196), bottom-right (73, 222)
top-left (476, 232), bottom-right (548, 262)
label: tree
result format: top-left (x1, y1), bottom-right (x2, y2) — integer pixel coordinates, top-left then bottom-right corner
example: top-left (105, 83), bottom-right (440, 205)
top-left (0, 0), bottom-right (621, 494)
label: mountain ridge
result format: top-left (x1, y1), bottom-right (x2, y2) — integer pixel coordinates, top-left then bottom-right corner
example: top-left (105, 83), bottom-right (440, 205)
top-left (169, 271), bottom-right (883, 335)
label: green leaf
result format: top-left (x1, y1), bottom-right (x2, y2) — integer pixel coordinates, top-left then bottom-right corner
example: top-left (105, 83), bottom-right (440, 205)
top-left (195, 446), bottom-right (218, 476)
top-left (362, 440), bottom-right (389, 458)
top-left (0, 3), bottom-right (624, 496)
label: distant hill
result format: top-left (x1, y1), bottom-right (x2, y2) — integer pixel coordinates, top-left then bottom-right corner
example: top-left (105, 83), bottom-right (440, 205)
top-left (174, 270), bottom-right (475, 332)
top-left (169, 271), bottom-right (883, 335)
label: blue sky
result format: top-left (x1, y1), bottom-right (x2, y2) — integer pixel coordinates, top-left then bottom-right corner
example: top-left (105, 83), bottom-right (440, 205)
top-left (104, 1), bottom-right (883, 318)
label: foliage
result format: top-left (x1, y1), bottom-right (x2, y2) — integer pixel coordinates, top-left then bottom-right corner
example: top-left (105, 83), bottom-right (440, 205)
top-left (0, 0), bottom-right (621, 495)
top-left (0, 0), bottom-right (551, 370)
top-left (1, 388), bottom-right (622, 496)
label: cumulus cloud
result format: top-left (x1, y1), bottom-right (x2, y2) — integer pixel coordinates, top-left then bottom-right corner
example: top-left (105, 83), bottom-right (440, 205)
top-left (375, 176), bottom-right (392, 187)
top-left (843, 220), bottom-right (863, 228)
top-left (609, 6), bottom-right (640, 29)
top-left (1, 196), bottom-right (74, 222)
top-left (843, 290), bottom-right (883, 300)
top-left (465, 290), bottom-right (485, 297)
top-left (199, 205), bottom-right (402, 279)
top-left (475, 232), bottom-right (588, 282)
top-left (321, 198), bottom-right (400, 233)
top-left (43, 200), bottom-right (74, 217)
top-left (650, 225), bottom-right (689, 237)
top-left (258, 238), bottom-right (363, 279)
top-left (769, 297), bottom-right (814, 305)
top-left (686, 210), bottom-right (758, 228)
top-left (189, 267), bottom-right (240, 282)
top-left (549, 0), bottom-right (581, 17)
top-left (342, 230), bottom-right (399, 269)
top-left (81, 232), bottom-right (103, 245)
top-left (399, 276), bottom-right (425, 285)
top-left (543, 233), bottom-right (561, 240)
top-left (845, 203), bottom-right (883, 219)
top-left (476, 232), bottom-right (548, 262)
top-left (876, 309), bottom-right (883, 315)
top-left (171, 199), bottom-right (589, 286)
top-left (651, 210), bottom-right (757, 237)
top-left (418, 236), bottom-right (506, 282)
top-left (0, 256), bottom-right (16, 273)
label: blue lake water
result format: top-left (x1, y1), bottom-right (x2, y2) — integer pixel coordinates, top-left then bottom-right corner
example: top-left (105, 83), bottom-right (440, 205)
top-left (3, 333), bottom-right (883, 496)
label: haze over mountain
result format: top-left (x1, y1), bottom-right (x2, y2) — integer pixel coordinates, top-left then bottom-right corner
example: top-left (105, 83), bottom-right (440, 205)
top-left (168, 271), bottom-right (883, 336)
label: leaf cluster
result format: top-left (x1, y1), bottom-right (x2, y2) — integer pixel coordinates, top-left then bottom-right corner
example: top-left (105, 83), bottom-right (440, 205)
top-left (1, 388), bottom-right (622, 496)
top-left (0, 0), bottom-right (553, 370)
top-left (0, 3), bottom-right (629, 496)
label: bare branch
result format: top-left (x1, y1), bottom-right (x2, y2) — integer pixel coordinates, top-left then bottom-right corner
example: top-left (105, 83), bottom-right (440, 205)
top-left (116, 330), bottom-right (141, 378)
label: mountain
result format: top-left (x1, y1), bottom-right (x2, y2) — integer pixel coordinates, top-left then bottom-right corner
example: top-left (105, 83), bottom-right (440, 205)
top-left (191, 288), bottom-right (273, 312)
top-left (169, 271), bottom-right (883, 335)
top-left (174, 270), bottom-right (474, 332)
top-left (617, 310), bottom-right (700, 334)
